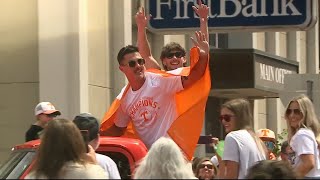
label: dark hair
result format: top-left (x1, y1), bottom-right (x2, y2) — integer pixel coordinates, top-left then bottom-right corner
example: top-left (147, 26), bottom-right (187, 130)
top-left (117, 45), bottom-right (139, 64)
top-left (32, 119), bottom-right (86, 178)
top-left (73, 113), bottom-right (99, 141)
top-left (281, 141), bottom-right (289, 154)
top-left (246, 160), bottom-right (297, 179)
top-left (160, 42), bottom-right (187, 70)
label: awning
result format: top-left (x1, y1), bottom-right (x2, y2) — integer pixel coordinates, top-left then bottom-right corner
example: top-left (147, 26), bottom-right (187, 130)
top-left (209, 49), bottom-right (299, 99)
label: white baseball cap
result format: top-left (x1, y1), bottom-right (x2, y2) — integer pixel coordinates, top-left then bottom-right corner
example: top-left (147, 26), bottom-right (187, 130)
top-left (34, 102), bottom-right (61, 116)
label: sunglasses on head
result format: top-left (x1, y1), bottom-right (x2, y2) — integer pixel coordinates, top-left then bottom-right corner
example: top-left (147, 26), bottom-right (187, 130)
top-left (286, 108), bottom-right (301, 116)
top-left (199, 164), bottom-right (213, 169)
top-left (264, 141), bottom-right (275, 150)
top-left (124, 58), bottom-right (145, 68)
top-left (219, 114), bottom-right (234, 122)
top-left (166, 51), bottom-right (184, 59)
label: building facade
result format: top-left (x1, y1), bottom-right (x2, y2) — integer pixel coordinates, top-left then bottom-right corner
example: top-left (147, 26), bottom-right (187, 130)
top-left (0, 0), bottom-right (319, 162)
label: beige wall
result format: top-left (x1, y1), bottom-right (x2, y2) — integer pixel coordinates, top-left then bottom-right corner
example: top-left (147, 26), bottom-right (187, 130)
top-left (0, 0), bottom-right (38, 162)
top-left (87, 0), bottom-right (109, 120)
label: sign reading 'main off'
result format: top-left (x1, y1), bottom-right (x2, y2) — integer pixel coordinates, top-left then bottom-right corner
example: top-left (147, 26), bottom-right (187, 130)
top-left (146, 0), bottom-right (317, 33)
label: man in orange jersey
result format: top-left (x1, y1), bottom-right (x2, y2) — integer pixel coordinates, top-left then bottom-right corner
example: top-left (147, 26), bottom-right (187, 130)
top-left (100, 31), bottom-right (209, 151)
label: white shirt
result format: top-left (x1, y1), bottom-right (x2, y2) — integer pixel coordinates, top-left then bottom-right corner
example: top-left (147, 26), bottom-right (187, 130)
top-left (290, 128), bottom-right (320, 178)
top-left (115, 72), bottom-right (183, 148)
top-left (25, 162), bottom-right (107, 179)
top-left (223, 129), bottom-right (266, 179)
top-left (210, 155), bottom-right (219, 167)
top-left (96, 153), bottom-right (121, 179)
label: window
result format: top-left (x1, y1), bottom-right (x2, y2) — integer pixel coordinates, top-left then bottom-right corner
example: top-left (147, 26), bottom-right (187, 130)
top-left (209, 33), bottom-right (228, 49)
top-left (0, 150), bottom-right (35, 179)
top-left (7, 151), bottom-right (36, 179)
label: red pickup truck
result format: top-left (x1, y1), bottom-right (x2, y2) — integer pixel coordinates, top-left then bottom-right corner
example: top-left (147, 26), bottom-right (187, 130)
top-left (0, 136), bottom-right (148, 179)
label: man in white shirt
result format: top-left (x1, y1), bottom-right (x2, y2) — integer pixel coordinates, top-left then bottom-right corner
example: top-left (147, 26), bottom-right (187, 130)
top-left (73, 113), bottom-right (121, 179)
top-left (100, 31), bottom-right (209, 149)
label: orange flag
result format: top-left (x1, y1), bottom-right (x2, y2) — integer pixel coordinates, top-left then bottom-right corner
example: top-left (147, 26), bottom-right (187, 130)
top-left (100, 47), bottom-right (211, 160)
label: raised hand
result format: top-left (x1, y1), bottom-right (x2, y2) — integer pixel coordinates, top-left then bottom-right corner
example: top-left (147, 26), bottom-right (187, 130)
top-left (211, 137), bottom-right (219, 146)
top-left (191, 31), bottom-right (209, 57)
top-left (135, 7), bottom-right (150, 29)
top-left (192, 0), bottom-right (209, 20)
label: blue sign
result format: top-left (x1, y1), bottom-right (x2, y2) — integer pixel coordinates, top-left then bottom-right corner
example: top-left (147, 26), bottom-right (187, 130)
top-left (146, 0), bottom-right (316, 33)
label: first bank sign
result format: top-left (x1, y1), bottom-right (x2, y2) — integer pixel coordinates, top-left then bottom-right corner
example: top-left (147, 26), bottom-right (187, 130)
top-left (146, 0), bottom-right (317, 32)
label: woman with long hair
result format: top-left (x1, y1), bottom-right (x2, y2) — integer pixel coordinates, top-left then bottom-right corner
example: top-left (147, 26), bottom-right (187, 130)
top-left (218, 98), bottom-right (267, 179)
top-left (285, 94), bottom-right (320, 178)
top-left (133, 137), bottom-right (196, 179)
top-left (25, 119), bottom-right (107, 179)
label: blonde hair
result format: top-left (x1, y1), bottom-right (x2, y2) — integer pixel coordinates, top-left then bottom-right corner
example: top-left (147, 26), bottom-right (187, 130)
top-left (221, 98), bottom-right (268, 158)
top-left (133, 137), bottom-right (195, 179)
top-left (285, 94), bottom-right (320, 143)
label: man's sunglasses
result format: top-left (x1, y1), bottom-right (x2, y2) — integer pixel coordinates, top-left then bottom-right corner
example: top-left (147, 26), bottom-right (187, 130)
top-left (199, 164), bottom-right (213, 169)
top-left (124, 58), bottom-right (145, 68)
top-left (286, 108), bottom-right (302, 116)
top-left (264, 141), bottom-right (275, 150)
top-left (219, 114), bottom-right (235, 122)
top-left (166, 51), bottom-right (184, 59)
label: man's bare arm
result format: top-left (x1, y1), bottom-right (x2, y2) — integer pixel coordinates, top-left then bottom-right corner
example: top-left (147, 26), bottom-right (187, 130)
top-left (182, 31), bottom-right (209, 89)
top-left (135, 7), bottom-right (161, 70)
top-left (192, 0), bottom-right (209, 40)
top-left (100, 124), bottom-right (126, 137)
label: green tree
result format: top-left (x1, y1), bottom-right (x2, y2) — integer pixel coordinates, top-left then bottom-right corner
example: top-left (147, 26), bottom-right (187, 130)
top-left (273, 128), bottom-right (288, 156)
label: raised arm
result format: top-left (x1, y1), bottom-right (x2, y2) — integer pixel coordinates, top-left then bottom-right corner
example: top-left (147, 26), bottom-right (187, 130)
top-left (182, 31), bottom-right (209, 89)
top-left (135, 7), bottom-right (161, 70)
top-left (192, 0), bottom-right (209, 40)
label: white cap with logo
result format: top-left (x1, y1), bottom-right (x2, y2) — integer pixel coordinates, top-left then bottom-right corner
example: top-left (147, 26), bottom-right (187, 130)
top-left (34, 102), bottom-right (61, 116)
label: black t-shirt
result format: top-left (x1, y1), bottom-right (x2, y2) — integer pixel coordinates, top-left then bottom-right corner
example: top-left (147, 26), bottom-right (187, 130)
top-left (25, 125), bottom-right (43, 142)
